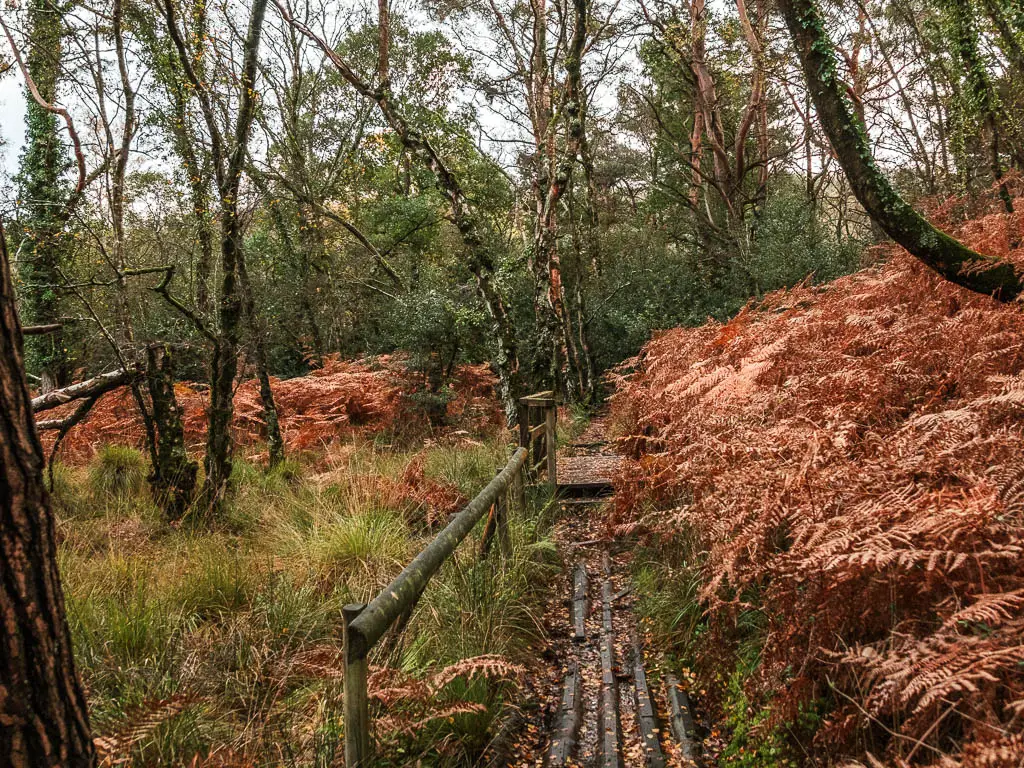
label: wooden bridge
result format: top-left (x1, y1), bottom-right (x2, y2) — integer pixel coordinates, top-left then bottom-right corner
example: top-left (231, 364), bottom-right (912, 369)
top-left (516, 391), bottom-right (624, 499)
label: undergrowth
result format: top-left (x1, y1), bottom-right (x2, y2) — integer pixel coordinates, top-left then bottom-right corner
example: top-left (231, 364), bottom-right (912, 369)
top-left (55, 433), bottom-right (553, 767)
top-left (610, 195), bottom-right (1024, 766)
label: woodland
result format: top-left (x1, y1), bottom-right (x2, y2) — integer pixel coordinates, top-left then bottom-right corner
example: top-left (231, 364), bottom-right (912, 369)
top-left (1, 0), bottom-right (1024, 765)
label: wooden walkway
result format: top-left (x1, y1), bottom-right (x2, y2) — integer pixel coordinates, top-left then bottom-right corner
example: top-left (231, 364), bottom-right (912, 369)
top-left (506, 414), bottom-right (701, 767)
top-left (556, 417), bottom-right (624, 497)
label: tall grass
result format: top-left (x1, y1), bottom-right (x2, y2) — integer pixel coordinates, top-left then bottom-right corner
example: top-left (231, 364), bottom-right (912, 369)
top-left (54, 433), bottom-right (554, 766)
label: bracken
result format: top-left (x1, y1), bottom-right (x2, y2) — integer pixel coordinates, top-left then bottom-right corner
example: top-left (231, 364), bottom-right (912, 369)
top-left (609, 193), bottom-right (1024, 765)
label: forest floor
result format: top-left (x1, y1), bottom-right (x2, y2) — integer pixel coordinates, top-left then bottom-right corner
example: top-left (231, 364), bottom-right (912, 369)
top-left (53, 427), bottom-right (557, 767)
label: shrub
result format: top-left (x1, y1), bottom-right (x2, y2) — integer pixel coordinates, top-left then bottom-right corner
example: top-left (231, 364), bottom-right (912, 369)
top-left (610, 243), bottom-right (1024, 764)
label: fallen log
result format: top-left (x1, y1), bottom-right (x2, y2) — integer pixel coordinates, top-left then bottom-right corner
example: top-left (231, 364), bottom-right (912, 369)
top-left (31, 368), bottom-right (139, 414)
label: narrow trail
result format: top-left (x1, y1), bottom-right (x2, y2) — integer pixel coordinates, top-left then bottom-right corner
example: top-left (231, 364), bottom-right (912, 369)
top-left (495, 417), bottom-right (701, 768)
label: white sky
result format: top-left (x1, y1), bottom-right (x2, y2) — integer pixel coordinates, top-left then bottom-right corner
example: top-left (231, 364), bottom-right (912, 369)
top-left (0, 73), bottom-right (26, 177)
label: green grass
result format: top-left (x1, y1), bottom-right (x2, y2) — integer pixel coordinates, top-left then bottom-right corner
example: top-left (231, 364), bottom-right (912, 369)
top-left (631, 526), bottom-right (706, 666)
top-left (89, 445), bottom-right (148, 498)
top-left (54, 432), bottom-right (553, 767)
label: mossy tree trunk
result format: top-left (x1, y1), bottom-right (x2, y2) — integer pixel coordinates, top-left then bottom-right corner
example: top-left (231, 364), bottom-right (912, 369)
top-left (943, 0), bottom-right (1013, 212)
top-left (0, 223), bottom-right (96, 767)
top-left (203, 0), bottom-right (269, 514)
top-left (778, 0), bottom-right (1024, 300)
top-left (145, 343), bottom-right (198, 520)
top-left (162, 0), bottom-right (270, 515)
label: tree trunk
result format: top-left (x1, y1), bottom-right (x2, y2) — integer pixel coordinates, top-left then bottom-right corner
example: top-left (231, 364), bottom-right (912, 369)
top-left (0, 222), bottom-right (96, 767)
top-left (778, 0), bottom-right (1024, 300)
top-left (146, 344), bottom-right (198, 520)
top-left (945, 0), bottom-right (1013, 212)
top-left (195, 0), bottom-right (270, 515)
top-left (236, 247), bottom-right (285, 469)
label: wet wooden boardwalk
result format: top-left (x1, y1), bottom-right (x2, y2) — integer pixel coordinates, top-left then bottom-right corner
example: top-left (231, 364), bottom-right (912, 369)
top-left (557, 417), bottom-right (624, 497)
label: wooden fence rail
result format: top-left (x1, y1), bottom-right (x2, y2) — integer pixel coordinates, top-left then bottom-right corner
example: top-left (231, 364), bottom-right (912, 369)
top-left (341, 391), bottom-right (559, 766)
top-left (342, 446), bottom-right (529, 766)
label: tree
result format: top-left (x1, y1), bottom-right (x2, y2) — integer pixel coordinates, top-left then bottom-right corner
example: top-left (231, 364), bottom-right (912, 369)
top-left (777, 0), bottom-right (1024, 300)
top-left (160, 0), bottom-right (273, 512)
top-left (12, 0), bottom-right (72, 392)
top-left (276, 0), bottom-right (524, 424)
top-left (0, 221), bottom-right (96, 767)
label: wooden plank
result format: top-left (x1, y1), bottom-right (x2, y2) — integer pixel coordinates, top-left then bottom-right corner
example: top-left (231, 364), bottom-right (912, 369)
top-left (521, 389), bottom-right (556, 404)
top-left (556, 455), bottom-right (624, 488)
top-left (571, 564), bottom-right (588, 641)
top-left (632, 638), bottom-right (667, 768)
top-left (545, 660), bottom-right (582, 766)
top-left (666, 675), bottom-right (701, 766)
top-left (598, 579), bottom-right (622, 768)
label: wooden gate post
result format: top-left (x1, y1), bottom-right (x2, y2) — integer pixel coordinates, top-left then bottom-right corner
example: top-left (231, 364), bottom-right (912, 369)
top-left (343, 603), bottom-right (370, 767)
top-left (518, 404), bottom-right (530, 454)
top-left (545, 402), bottom-right (557, 485)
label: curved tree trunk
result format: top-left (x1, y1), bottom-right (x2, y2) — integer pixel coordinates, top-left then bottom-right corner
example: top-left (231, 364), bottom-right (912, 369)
top-left (778, 0), bottom-right (1023, 300)
top-left (0, 223), bottom-right (96, 767)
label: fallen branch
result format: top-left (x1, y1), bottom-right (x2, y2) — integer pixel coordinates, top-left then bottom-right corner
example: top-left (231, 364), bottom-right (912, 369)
top-left (22, 323), bottom-right (63, 336)
top-left (32, 368), bottom-right (140, 414)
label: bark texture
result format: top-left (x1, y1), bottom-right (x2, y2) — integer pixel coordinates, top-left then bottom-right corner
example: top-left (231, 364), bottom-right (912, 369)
top-left (146, 344), bottom-right (198, 520)
top-left (0, 224), bottom-right (96, 767)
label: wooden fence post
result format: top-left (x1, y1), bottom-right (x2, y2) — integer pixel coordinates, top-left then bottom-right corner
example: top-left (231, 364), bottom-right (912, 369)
top-left (545, 402), bottom-right (557, 486)
top-left (512, 461), bottom-right (526, 513)
top-left (519, 404), bottom-right (530, 452)
top-left (495, 483), bottom-right (512, 562)
top-left (343, 602), bottom-right (370, 767)
top-left (478, 469), bottom-right (501, 559)
top-left (531, 405), bottom-right (544, 475)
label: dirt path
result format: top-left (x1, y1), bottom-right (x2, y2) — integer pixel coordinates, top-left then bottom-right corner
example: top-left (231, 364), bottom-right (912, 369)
top-left (491, 418), bottom-right (700, 768)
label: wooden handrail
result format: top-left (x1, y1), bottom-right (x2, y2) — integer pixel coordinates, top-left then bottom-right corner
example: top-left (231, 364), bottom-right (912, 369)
top-left (342, 446), bottom-right (529, 767)
top-left (345, 446), bottom-right (528, 661)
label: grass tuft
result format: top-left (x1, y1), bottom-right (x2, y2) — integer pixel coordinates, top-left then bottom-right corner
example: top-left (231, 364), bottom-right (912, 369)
top-left (89, 445), bottom-right (147, 499)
